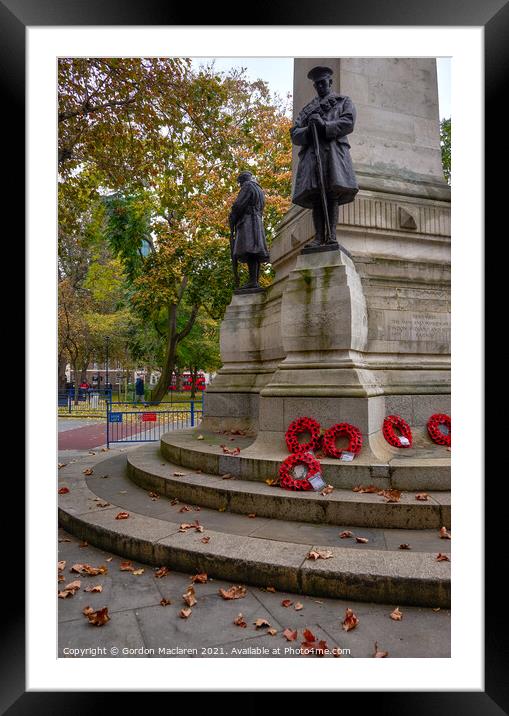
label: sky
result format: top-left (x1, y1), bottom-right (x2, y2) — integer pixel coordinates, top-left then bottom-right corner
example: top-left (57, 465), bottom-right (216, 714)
top-left (191, 57), bottom-right (451, 119)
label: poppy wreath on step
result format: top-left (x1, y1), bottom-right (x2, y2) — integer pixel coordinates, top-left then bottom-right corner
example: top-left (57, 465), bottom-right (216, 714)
top-left (322, 422), bottom-right (363, 459)
top-left (382, 415), bottom-right (413, 448)
top-left (427, 413), bottom-right (451, 447)
top-left (279, 452), bottom-right (320, 491)
top-left (285, 416), bottom-right (322, 454)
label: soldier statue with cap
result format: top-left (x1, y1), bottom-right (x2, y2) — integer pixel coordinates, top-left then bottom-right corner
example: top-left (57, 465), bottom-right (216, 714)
top-left (291, 65), bottom-right (359, 250)
top-left (228, 171), bottom-right (270, 291)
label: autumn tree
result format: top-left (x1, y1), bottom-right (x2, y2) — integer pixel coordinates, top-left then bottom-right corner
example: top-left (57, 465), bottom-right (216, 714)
top-left (440, 117), bottom-right (451, 184)
top-left (59, 58), bottom-right (292, 402)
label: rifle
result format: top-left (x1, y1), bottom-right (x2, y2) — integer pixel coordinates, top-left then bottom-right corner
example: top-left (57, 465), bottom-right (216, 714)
top-left (230, 224), bottom-right (240, 289)
top-left (310, 121), bottom-right (333, 243)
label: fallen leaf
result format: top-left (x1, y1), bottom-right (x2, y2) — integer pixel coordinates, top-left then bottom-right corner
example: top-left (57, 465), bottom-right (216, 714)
top-left (71, 563), bottom-right (108, 576)
top-left (79, 541), bottom-right (88, 548)
top-left (221, 474), bottom-right (234, 480)
top-left (307, 549), bottom-right (333, 560)
top-left (416, 493), bottom-right (429, 501)
top-left (179, 523), bottom-right (194, 532)
top-left (101, 448), bottom-right (108, 452)
top-left (436, 553), bottom-right (450, 561)
top-left (234, 614), bottom-right (247, 627)
top-left (173, 472), bottom-right (186, 477)
top-left (399, 544), bottom-right (411, 550)
top-left (83, 468), bottom-right (93, 476)
top-left (182, 585), bottom-right (197, 607)
top-left (120, 561), bottom-right (134, 572)
top-left (303, 628), bottom-right (316, 642)
top-left (321, 485), bottom-right (334, 496)
top-left (96, 502), bottom-right (110, 508)
top-left (342, 608), bottom-right (359, 632)
top-left (220, 445), bottom-right (241, 455)
top-left (191, 573), bottom-right (208, 583)
top-left (148, 491), bottom-right (160, 500)
top-left (57, 560), bottom-right (66, 571)
top-left (160, 598), bottom-right (171, 606)
top-left (170, 498), bottom-right (179, 505)
top-left (355, 536), bottom-right (369, 544)
top-left (265, 478), bottom-right (280, 486)
top-left (179, 506), bottom-right (191, 513)
top-left (265, 586), bottom-right (276, 592)
top-left (196, 435), bottom-right (204, 440)
top-left (254, 618), bottom-right (271, 629)
top-left (201, 536), bottom-right (211, 544)
top-left (339, 531), bottom-right (353, 539)
top-left (132, 569), bottom-right (144, 575)
top-left (105, 557), bottom-right (113, 562)
top-left (180, 607), bottom-right (192, 618)
top-left (84, 585), bottom-right (103, 593)
top-left (247, 513), bottom-right (256, 518)
top-left (440, 526), bottom-right (451, 540)
top-left (295, 602), bottom-right (304, 611)
top-left (218, 507), bottom-right (226, 512)
top-left (373, 641), bottom-right (389, 657)
top-left (283, 628), bottom-right (298, 641)
top-left (352, 484), bottom-right (379, 493)
top-left (82, 606), bottom-right (94, 615)
top-left (58, 463), bottom-right (66, 469)
top-left (390, 607), bottom-right (403, 621)
top-left (194, 522), bottom-right (204, 533)
top-left (84, 607), bottom-right (110, 626)
top-left (155, 566), bottom-right (170, 578)
top-left (379, 489), bottom-right (402, 503)
top-left (432, 608), bottom-right (441, 612)
top-left (267, 628), bottom-right (277, 636)
top-left (301, 640), bottom-right (328, 657)
top-left (58, 487), bottom-right (70, 495)
top-left (58, 538), bottom-right (71, 543)
top-left (218, 585), bottom-right (247, 600)
top-left (281, 599), bottom-right (293, 608)
top-left (58, 580), bottom-right (81, 598)
top-left (88, 451), bottom-right (96, 455)
top-left (58, 574), bottom-right (64, 582)
top-left (115, 512), bottom-right (130, 520)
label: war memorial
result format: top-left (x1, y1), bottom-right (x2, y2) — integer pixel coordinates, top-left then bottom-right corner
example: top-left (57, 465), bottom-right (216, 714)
top-left (59, 59), bottom-right (451, 637)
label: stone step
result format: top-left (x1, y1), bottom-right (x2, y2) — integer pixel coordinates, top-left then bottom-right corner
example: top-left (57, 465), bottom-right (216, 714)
top-left (128, 444), bottom-right (450, 530)
top-left (58, 451), bottom-right (450, 607)
top-left (160, 429), bottom-right (451, 491)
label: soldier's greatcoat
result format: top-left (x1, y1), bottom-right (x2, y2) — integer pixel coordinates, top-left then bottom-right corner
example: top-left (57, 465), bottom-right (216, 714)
top-left (291, 92), bottom-right (359, 209)
top-left (229, 179), bottom-right (269, 263)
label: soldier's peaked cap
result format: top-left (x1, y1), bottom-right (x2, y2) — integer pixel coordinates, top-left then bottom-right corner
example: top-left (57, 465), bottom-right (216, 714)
top-left (237, 171), bottom-right (253, 182)
top-left (307, 66), bottom-right (333, 82)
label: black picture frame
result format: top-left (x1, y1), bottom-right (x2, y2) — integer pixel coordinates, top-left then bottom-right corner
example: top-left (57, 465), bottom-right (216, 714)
top-left (6, 0), bottom-right (498, 710)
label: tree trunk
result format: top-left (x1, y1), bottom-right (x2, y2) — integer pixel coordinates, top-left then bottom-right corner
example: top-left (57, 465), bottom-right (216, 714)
top-left (58, 354), bottom-right (68, 391)
top-left (72, 362), bottom-right (79, 404)
top-left (175, 367), bottom-right (183, 393)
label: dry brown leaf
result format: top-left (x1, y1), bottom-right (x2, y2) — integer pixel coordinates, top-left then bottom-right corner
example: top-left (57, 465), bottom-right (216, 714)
top-left (415, 493), bottom-right (429, 501)
top-left (321, 485), bottom-right (334, 496)
top-left (390, 607), bottom-right (403, 621)
top-left (191, 573), bottom-right (208, 583)
top-left (194, 522), bottom-right (204, 533)
top-left (283, 628), bottom-right (298, 641)
top-left (303, 628), bottom-right (316, 642)
top-left (234, 613), bottom-right (247, 627)
top-left (105, 557), bottom-right (113, 562)
top-left (170, 498), bottom-right (179, 505)
top-left (265, 586), bottom-right (276, 592)
top-left (281, 599), bottom-right (293, 608)
top-left (379, 489), bottom-right (402, 503)
top-left (58, 463), bottom-right (66, 469)
top-left (265, 478), bottom-right (280, 486)
top-left (355, 536), bottom-right (369, 544)
top-left (200, 536), bottom-right (211, 544)
top-left (79, 542), bottom-right (88, 548)
top-left (399, 544), bottom-right (411, 550)
top-left (254, 618), bottom-right (271, 629)
top-left (301, 640), bottom-right (328, 657)
top-left (115, 512), bottom-right (130, 520)
top-left (58, 538), bottom-right (71, 543)
top-left (57, 560), bottom-right (66, 571)
top-left (196, 435), bottom-right (204, 440)
top-left (221, 474), bottom-right (234, 480)
top-left (339, 531), bottom-right (353, 539)
top-left (218, 585), bottom-right (247, 600)
top-left (352, 484), bottom-right (379, 493)
top-left (83, 468), bottom-right (93, 476)
top-left (179, 523), bottom-right (194, 531)
top-left (267, 628), bottom-right (277, 636)
top-left (155, 566), bottom-right (170, 578)
top-left (132, 569), bottom-right (144, 575)
top-left (71, 563), bottom-right (108, 576)
top-left (180, 607), bottom-right (192, 618)
top-left (148, 491), bottom-right (160, 500)
top-left (84, 585), bottom-right (103, 593)
top-left (96, 502), bottom-right (110, 508)
top-left (432, 608), bottom-right (441, 612)
top-left (58, 580), bottom-right (81, 598)
top-left (247, 513), bottom-right (256, 519)
top-left (120, 561), bottom-right (134, 572)
top-left (342, 608), bottom-right (359, 632)
top-left (183, 586), bottom-right (197, 607)
top-left (373, 641), bottom-right (388, 657)
top-left (294, 602), bottom-right (304, 611)
top-left (179, 506), bottom-right (191, 513)
top-left (160, 598), bottom-right (171, 606)
top-left (173, 472), bottom-right (186, 477)
top-left (436, 553), bottom-right (450, 561)
top-left (82, 606), bottom-right (94, 615)
top-left (84, 606), bottom-right (110, 626)
top-left (440, 526), bottom-right (451, 540)
top-left (58, 487), bottom-right (70, 495)
top-left (307, 549), bottom-right (333, 560)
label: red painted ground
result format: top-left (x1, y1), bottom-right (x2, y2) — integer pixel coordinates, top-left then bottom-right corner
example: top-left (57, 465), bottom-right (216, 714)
top-left (58, 420), bottom-right (150, 450)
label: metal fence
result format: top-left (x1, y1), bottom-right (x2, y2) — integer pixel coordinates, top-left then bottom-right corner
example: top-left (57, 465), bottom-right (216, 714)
top-left (106, 400), bottom-right (203, 446)
top-left (58, 389), bottom-right (203, 417)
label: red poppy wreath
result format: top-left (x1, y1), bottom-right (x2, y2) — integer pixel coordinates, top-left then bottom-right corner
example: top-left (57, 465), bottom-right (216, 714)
top-left (279, 452), bottom-right (320, 491)
top-left (285, 416), bottom-right (321, 454)
top-left (427, 413), bottom-right (451, 447)
top-left (322, 422), bottom-right (363, 459)
top-left (382, 415), bottom-right (413, 448)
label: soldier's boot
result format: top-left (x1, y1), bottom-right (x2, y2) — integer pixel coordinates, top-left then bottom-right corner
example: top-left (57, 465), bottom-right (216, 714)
top-left (307, 203), bottom-right (325, 247)
top-left (325, 196), bottom-right (339, 244)
top-left (241, 258), bottom-right (260, 289)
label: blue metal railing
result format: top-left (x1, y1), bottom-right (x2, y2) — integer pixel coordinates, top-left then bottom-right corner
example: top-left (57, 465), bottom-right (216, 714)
top-left (106, 400), bottom-right (203, 447)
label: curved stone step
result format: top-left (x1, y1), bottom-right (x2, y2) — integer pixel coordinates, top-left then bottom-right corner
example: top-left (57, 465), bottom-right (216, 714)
top-left (160, 429), bottom-right (451, 491)
top-left (128, 444), bottom-right (450, 530)
top-left (57, 451), bottom-right (450, 607)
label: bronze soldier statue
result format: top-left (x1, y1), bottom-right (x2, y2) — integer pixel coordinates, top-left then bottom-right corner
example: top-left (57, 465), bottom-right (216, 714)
top-left (291, 66), bottom-right (358, 250)
top-left (229, 171), bottom-right (269, 290)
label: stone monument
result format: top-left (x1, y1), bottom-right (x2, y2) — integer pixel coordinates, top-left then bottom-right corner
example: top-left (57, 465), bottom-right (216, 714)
top-left (203, 58), bottom-right (450, 473)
